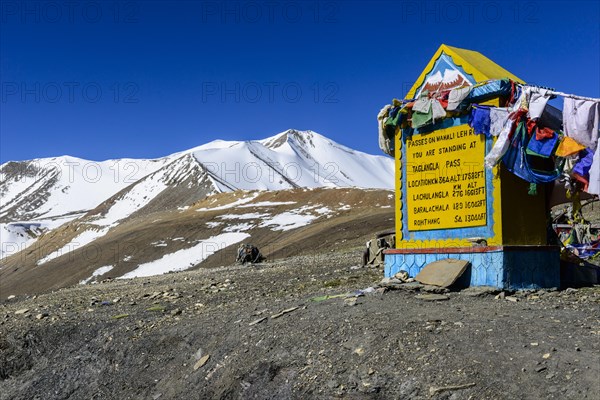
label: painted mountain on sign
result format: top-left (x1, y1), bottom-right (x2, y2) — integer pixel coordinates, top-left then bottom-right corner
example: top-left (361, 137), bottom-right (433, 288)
top-left (422, 69), bottom-right (470, 92)
top-left (415, 52), bottom-right (476, 97)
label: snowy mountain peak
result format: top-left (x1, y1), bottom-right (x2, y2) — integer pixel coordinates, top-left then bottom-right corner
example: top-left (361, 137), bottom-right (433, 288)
top-left (1, 130), bottom-right (393, 260)
top-left (261, 129), bottom-right (321, 150)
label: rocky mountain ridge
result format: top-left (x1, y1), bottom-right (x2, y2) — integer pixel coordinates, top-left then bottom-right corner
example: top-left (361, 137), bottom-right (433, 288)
top-left (1, 130), bottom-right (394, 262)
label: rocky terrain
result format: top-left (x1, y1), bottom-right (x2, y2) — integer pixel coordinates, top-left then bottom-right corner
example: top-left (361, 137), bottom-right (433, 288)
top-left (2, 128), bottom-right (599, 399)
top-left (1, 250), bottom-right (599, 400)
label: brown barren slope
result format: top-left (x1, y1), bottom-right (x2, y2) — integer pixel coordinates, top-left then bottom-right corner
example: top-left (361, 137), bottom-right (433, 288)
top-left (0, 188), bottom-right (394, 296)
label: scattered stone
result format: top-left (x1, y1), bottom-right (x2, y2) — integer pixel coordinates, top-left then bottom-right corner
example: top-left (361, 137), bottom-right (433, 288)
top-left (2, 250), bottom-right (597, 398)
top-left (461, 286), bottom-right (500, 297)
top-left (400, 281), bottom-right (425, 291)
top-left (546, 372), bottom-right (556, 379)
top-left (394, 271), bottom-right (409, 281)
top-left (170, 308), bottom-right (182, 316)
top-left (344, 298), bottom-right (358, 307)
top-left (535, 366), bottom-right (547, 373)
top-left (354, 347), bottom-right (365, 356)
top-left (542, 291), bottom-right (560, 298)
top-left (513, 290), bottom-right (534, 298)
top-left (495, 292), bottom-right (506, 300)
top-left (563, 288), bottom-right (578, 295)
top-left (543, 353), bottom-right (551, 359)
top-left (193, 355), bottom-right (210, 371)
top-left (36, 312), bottom-right (49, 320)
top-left (429, 382), bottom-right (475, 395)
top-left (380, 278), bottom-right (423, 291)
top-left (249, 317), bottom-right (267, 326)
top-left (379, 278), bottom-right (423, 290)
top-left (14, 308), bottom-right (30, 315)
top-left (416, 259), bottom-right (470, 287)
top-left (113, 297), bottom-right (121, 303)
top-left (326, 380), bottom-right (339, 389)
top-left (421, 285), bottom-right (449, 294)
top-left (374, 287), bottom-right (387, 295)
top-left (7, 295), bottom-right (15, 300)
top-left (505, 296), bottom-right (519, 302)
top-left (415, 294), bottom-right (449, 301)
top-left (164, 292), bottom-right (182, 300)
top-left (380, 277), bottom-right (402, 285)
top-left (146, 305), bottom-right (166, 312)
top-left (392, 273), bottom-right (414, 284)
top-left (359, 287), bottom-right (376, 295)
top-left (147, 291), bottom-right (162, 300)
top-left (270, 306), bottom-right (299, 319)
top-left (112, 314), bottom-right (129, 319)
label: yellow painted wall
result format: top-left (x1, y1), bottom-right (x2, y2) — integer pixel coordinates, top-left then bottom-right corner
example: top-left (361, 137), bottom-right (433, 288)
top-left (395, 45), bottom-right (548, 248)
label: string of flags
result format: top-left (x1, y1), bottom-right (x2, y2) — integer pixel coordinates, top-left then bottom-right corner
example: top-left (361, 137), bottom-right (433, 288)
top-left (378, 79), bottom-right (600, 196)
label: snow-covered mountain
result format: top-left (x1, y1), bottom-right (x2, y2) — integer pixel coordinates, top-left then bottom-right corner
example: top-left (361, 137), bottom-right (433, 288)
top-left (0, 155), bottom-right (170, 221)
top-left (0, 130), bottom-right (394, 260)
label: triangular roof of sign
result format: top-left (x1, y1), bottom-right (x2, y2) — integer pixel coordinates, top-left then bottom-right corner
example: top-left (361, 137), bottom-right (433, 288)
top-left (405, 44), bottom-right (525, 99)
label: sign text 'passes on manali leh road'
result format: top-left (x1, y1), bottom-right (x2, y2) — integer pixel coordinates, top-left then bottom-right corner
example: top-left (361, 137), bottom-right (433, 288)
top-left (406, 125), bottom-right (487, 231)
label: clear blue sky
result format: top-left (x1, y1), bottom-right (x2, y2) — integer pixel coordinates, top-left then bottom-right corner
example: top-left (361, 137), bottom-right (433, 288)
top-left (1, 0), bottom-right (599, 162)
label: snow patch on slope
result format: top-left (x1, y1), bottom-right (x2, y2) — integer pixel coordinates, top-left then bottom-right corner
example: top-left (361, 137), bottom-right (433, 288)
top-left (37, 227), bottom-right (110, 265)
top-left (238, 201), bottom-right (297, 208)
top-left (91, 172), bottom-right (169, 227)
top-left (37, 158), bottom-right (189, 264)
top-left (79, 265), bottom-right (114, 285)
top-left (215, 203), bottom-right (333, 233)
top-left (119, 232), bottom-right (249, 279)
top-left (0, 215), bottom-right (81, 261)
top-left (219, 213), bottom-right (270, 220)
top-left (196, 192), bottom-right (260, 212)
top-left (223, 223), bottom-right (254, 232)
top-left (259, 212), bottom-right (317, 231)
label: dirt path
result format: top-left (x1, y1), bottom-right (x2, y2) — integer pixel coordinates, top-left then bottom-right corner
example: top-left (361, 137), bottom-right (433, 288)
top-left (1, 251), bottom-right (599, 399)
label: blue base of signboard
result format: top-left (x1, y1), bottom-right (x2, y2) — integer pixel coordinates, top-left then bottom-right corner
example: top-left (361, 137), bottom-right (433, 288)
top-left (383, 246), bottom-right (560, 290)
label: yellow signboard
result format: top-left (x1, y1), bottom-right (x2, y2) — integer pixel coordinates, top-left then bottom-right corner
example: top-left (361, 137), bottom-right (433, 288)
top-left (405, 124), bottom-right (487, 231)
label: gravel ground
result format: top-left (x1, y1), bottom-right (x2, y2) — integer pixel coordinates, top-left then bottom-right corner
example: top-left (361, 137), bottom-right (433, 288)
top-left (1, 250), bottom-right (599, 400)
